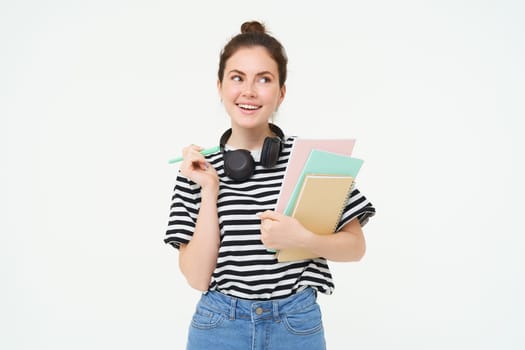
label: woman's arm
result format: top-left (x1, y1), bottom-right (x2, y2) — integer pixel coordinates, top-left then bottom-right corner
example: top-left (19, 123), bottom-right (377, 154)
top-left (178, 187), bottom-right (220, 291)
top-left (302, 218), bottom-right (365, 262)
top-left (259, 211), bottom-right (366, 262)
top-left (177, 145), bottom-right (221, 291)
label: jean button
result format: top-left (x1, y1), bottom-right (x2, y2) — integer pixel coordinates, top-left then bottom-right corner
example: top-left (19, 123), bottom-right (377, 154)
top-left (255, 307), bottom-right (263, 315)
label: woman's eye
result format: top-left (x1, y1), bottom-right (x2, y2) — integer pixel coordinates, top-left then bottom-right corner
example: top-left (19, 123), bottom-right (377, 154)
top-left (259, 77), bottom-right (271, 83)
top-left (231, 75), bottom-right (242, 82)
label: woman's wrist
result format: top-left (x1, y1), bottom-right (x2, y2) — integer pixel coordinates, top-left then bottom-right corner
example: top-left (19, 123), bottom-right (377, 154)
top-left (200, 185), bottom-right (219, 201)
top-left (298, 227), bottom-right (315, 250)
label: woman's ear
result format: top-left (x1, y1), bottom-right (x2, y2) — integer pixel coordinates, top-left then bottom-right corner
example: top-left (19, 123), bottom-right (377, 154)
top-left (278, 84), bottom-right (286, 105)
top-left (217, 80), bottom-right (223, 101)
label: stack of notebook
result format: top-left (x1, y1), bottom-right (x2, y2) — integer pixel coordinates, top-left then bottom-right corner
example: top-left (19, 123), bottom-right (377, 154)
top-left (274, 139), bottom-right (364, 262)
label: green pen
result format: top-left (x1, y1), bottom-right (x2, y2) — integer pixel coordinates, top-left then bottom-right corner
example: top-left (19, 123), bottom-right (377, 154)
top-left (168, 145), bottom-right (221, 164)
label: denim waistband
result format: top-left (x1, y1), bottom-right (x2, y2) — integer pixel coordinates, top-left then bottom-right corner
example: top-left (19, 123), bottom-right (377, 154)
top-left (198, 288), bottom-right (317, 323)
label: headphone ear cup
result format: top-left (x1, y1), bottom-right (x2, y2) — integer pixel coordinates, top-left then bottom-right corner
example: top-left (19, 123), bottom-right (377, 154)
top-left (260, 137), bottom-right (282, 168)
top-left (223, 149), bottom-right (255, 181)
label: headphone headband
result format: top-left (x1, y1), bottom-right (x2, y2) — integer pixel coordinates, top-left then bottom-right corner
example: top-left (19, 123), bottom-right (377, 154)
top-left (219, 123), bottom-right (284, 150)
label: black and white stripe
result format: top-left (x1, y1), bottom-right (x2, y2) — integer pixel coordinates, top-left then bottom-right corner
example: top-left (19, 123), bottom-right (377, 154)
top-left (165, 137), bottom-right (376, 300)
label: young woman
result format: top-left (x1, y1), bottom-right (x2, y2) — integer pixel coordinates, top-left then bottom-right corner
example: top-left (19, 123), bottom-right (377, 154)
top-left (165, 21), bottom-right (376, 350)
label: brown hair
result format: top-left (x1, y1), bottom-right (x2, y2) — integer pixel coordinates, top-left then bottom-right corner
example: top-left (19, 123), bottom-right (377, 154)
top-left (218, 21), bottom-right (288, 87)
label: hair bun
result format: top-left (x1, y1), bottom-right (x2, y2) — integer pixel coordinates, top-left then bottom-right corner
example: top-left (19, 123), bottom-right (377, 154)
top-left (240, 21), bottom-right (266, 34)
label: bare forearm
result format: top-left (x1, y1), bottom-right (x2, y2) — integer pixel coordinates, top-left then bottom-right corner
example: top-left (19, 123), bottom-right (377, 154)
top-left (179, 189), bottom-right (220, 291)
top-left (301, 219), bottom-right (366, 262)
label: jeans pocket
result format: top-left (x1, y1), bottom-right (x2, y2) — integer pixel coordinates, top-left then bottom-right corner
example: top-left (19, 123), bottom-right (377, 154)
top-left (191, 304), bottom-right (225, 330)
top-left (282, 303), bottom-right (324, 335)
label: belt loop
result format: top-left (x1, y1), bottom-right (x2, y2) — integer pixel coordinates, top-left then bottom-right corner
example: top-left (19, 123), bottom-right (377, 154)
top-left (229, 296), bottom-right (237, 320)
top-left (272, 301), bottom-right (280, 323)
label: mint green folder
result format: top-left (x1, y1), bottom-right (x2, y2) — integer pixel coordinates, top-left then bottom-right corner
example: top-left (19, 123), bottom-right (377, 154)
top-left (283, 149), bottom-right (364, 216)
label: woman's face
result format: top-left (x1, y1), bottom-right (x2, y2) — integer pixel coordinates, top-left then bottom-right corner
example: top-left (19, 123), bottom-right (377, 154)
top-left (218, 46), bottom-right (285, 132)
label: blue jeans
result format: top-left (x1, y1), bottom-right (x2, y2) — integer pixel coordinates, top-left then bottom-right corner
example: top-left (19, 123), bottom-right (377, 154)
top-left (186, 288), bottom-right (326, 350)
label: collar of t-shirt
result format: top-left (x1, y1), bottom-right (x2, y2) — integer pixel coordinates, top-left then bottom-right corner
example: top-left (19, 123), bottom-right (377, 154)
top-left (224, 145), bottom-right (262, 162)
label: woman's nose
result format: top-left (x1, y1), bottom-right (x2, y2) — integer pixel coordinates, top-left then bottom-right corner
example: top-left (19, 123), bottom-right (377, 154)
top-left (241, 82), bottom-right (257, 97)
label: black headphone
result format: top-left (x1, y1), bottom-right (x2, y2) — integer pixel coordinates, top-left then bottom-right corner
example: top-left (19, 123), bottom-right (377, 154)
top-left (220, 123), bottom-right (285, 182)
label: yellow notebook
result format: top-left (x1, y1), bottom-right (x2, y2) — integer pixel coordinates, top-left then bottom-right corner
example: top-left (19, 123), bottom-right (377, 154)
top-left (276, 174), bottom-right (354, 262)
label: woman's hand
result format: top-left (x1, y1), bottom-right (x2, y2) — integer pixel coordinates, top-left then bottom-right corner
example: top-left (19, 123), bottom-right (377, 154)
top-left (179, 144), bottom-right (219, 193)
top-left (258, 210), bottom-right (310, 251)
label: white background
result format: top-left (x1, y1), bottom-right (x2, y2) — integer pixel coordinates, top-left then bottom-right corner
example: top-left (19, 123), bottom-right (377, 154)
top-left (2, 0), bottom-right (524, 349)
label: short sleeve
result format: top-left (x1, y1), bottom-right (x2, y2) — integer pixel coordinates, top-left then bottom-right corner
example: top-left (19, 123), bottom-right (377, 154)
top-left (164, 173), bottom-right (202, 249)
top-left (336, 186), bottom-right (376, 231)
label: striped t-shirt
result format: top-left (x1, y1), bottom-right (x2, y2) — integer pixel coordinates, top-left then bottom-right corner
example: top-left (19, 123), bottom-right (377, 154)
top-left (164, 136), bottom-right (376, 300)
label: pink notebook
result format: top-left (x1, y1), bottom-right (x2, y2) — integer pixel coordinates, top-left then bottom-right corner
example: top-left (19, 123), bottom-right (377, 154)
top-left (275, 138), bottom-right (355, 214)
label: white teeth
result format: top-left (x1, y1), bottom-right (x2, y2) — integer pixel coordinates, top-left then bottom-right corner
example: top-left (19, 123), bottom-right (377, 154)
top-left (238, 104), bottom-right (260, 110)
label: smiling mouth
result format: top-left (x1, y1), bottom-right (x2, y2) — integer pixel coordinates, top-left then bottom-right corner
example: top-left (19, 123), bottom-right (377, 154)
top-left (237, 103), bottom-right (262, 111)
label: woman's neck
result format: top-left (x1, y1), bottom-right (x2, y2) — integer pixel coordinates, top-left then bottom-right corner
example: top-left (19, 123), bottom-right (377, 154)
top-left (227, 124), bottom-right (274, 150)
